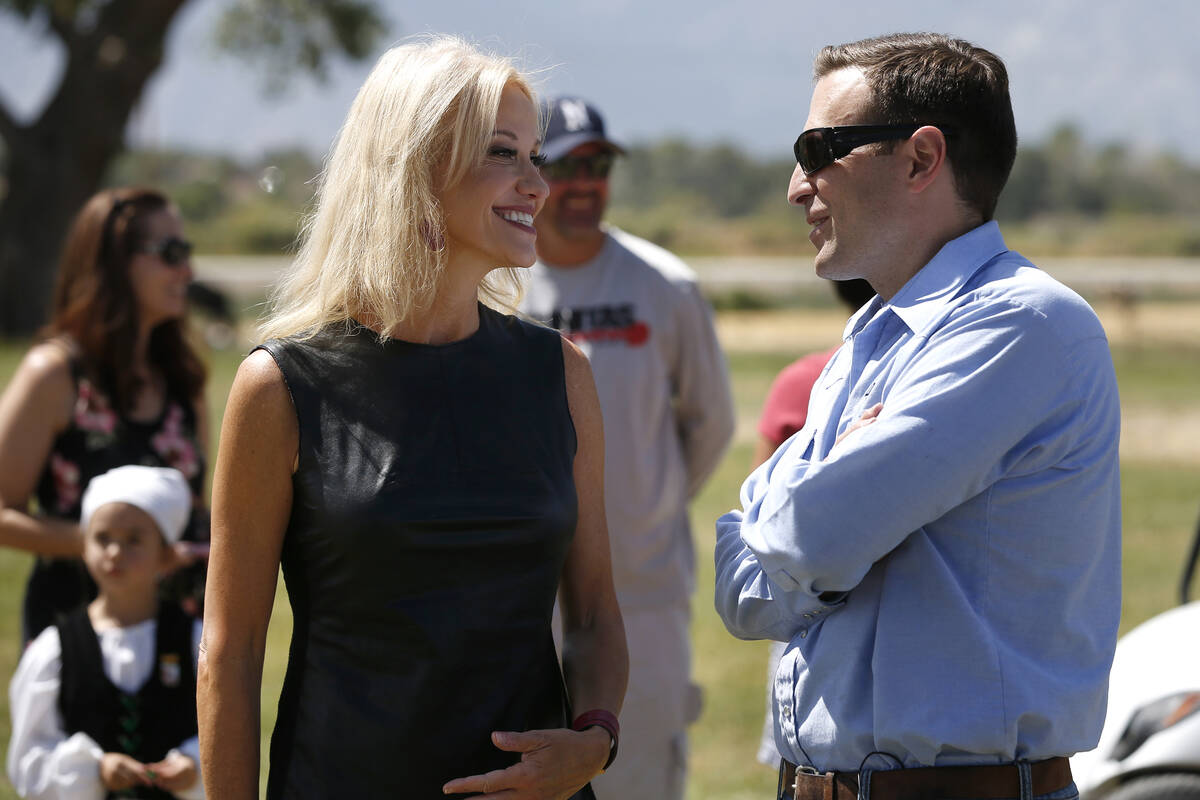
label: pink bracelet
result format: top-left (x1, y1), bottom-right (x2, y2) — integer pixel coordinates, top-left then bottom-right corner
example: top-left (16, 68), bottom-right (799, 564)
top-left (572, 709), bottom-right (619, 771)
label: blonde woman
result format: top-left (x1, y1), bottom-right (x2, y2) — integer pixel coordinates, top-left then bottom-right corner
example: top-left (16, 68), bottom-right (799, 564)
top-left (197, 37), bottom-right (627, 800)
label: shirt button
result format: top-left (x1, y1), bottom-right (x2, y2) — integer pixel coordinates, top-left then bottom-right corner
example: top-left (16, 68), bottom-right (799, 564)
top-left (799, 630), bottom-right (808, 639)
top-left (781, 705), bottom-right (793, 721)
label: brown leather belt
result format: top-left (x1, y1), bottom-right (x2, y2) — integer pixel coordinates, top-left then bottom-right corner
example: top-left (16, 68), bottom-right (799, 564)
top-left (779, 756), bottom-right (1072, 800)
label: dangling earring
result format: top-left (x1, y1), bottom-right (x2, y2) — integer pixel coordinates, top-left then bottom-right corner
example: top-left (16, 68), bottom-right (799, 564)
top-left (420, 220), bottom-right (445, 252)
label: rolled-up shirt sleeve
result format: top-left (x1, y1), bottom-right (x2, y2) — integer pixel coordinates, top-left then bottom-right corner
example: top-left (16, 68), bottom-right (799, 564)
top-left (717, 293), bottom-right (1108, 632)
top-left (715, 504), bottom-right (846, 641)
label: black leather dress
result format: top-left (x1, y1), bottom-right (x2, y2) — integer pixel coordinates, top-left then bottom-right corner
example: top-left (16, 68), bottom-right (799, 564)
top-left (258, 305), bottom-right (591, 798)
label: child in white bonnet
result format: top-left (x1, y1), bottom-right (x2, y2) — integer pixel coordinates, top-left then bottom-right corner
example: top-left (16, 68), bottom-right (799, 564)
top-left (7, 465), bottom-right (205, 799)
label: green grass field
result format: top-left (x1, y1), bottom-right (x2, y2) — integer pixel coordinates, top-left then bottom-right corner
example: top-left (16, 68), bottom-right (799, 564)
top-left (1, 304), bottom-right (1198, 799)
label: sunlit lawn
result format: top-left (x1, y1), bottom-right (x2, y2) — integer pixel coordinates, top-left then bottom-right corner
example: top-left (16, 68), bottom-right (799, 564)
top-left (1, 303), bottom-right (1198, 799)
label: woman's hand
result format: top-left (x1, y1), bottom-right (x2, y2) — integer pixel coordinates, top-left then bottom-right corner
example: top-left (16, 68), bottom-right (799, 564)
top-left (99, 753), bottom-right (153, 791)
top-left (442, 726), bottom-right (610, 799)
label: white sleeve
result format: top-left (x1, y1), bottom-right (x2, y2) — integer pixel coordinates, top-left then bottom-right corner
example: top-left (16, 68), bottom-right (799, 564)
top-left (7, 628), bottom-right (106, 800)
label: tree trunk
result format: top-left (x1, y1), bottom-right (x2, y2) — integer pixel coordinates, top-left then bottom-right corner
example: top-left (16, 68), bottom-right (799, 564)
top-left (0, 0), bottom-right (188, 337)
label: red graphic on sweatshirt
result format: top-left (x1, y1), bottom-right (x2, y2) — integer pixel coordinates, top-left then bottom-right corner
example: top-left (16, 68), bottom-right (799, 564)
top-left (565, 322), bottom-right (650, 347)
top-left (546, 303), bottom-right (650, 348)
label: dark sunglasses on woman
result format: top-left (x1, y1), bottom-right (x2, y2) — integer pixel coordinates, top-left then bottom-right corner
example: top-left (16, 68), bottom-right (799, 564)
top-left (138, 237), bottom-right (193, 266)
top-left (793, 124), bottom-right (957, 175)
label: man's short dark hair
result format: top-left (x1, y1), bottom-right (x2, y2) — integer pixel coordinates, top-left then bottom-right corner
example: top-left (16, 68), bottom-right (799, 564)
top-left (815, 32), bottom-right (1017, 221)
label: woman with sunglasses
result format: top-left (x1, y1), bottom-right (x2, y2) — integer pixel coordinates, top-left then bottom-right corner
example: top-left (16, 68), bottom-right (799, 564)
top-left (199, 36), bottom-right (626, 799)
top-left (0, 187), bottom-right (208, 643)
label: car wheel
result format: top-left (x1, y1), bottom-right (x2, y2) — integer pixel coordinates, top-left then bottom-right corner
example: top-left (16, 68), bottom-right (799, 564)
top-left (1106, 773), bottom-right (1200, 800)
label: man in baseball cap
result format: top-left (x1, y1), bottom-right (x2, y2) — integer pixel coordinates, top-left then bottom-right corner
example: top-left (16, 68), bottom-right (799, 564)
top-left (521, 97), bottom-right (735, 800)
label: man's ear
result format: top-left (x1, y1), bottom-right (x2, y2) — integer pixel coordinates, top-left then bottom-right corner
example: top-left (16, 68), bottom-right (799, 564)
top-left (904, 126), bottom-right (949, 194)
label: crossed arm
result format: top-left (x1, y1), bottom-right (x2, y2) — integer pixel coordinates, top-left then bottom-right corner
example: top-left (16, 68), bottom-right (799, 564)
top-left (715, 299), bottom-right (1107, 641)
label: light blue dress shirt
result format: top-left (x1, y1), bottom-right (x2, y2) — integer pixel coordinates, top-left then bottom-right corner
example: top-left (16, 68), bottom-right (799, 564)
top-left (715, 222), bottom-right (1121, 773)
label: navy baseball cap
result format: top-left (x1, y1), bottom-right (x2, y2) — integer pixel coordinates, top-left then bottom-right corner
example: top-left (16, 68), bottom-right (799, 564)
top-left (541, 96), bottom-right (626, 163)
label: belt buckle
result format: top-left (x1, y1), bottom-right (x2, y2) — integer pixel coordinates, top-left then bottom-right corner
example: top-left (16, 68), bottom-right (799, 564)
top-left (793, 764), bottom-right (829, 800)
top-left (782, 760), bottom-right (840, 800)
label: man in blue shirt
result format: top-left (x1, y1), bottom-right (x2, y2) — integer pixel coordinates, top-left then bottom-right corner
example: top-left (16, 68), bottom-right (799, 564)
top-left (714, 32), bottom-right (1120, 800)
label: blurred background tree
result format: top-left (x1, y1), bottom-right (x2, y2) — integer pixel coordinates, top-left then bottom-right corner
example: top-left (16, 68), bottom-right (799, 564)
top-left (0, 0), bottom-right (385, 336)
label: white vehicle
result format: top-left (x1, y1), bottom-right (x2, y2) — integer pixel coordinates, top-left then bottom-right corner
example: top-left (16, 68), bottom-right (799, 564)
top-left (1073, 519), bottom-right (1200, 799)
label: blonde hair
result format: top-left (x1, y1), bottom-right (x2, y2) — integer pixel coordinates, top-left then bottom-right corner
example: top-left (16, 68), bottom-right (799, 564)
top-left (260, 35), bottom-right (534, 341)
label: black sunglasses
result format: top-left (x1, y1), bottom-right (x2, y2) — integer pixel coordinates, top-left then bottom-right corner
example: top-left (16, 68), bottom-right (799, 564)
top-left (137, 236), bottom-right (193, 266)
top-left (793, 124), bottom-right (957, 175)
top-left (540, 152), bottom-right (617, 181)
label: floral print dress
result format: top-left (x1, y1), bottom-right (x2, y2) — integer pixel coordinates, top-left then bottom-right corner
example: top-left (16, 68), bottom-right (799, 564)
top-left (26, 359), bottom-right (206, 642)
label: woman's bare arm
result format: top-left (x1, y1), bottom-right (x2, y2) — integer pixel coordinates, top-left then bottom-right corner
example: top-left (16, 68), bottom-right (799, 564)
top-left (557, 337), bottom-right (627, 724)
top-left (0, 343), bottom-right (85, 557)
top-left (198, 350), bottom-right (296, 800)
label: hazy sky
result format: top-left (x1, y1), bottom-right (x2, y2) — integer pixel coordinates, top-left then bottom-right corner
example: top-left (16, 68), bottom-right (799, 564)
top-left (3, 0), bottom-right (1199, 163)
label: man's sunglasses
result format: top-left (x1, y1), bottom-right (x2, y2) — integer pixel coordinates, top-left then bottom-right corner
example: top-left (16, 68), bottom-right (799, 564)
top-left (137, 237), bottom-right (193, 266)
top-left (540, 152), bottom-right (617, 182)
top-left (793, 124), bottom-right (957, 175)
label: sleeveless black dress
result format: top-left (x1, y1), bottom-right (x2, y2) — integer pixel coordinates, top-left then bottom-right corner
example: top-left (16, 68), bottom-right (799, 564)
top-left (259, 305), bottom-right (592, 799)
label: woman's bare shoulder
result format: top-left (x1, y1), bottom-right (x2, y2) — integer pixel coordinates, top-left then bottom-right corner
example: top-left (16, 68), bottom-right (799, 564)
top-left (17, 340), bottom-right (76, 386)
top-left (228, 349), bottom-right (293, 415)
top-left (559, 336), bottom-right (594, 395)
top-left (558, 337), bottom-right (602, 436)
top-left (3, 341), bottom-right (77, 418)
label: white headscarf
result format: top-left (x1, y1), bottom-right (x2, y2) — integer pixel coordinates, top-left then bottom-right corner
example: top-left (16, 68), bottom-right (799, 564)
top-left (79, 465), bottom-right (192, 544)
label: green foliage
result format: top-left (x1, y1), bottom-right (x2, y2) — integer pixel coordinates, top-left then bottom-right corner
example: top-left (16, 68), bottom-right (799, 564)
top-left (708, 289), bottom-right (776, 312)
top-left (995, 123), bottom-right (1200, 220)
top-left (1001, 212), bottom-right (1200, 257)
top-left (198, 198), bottom-right (303, 254)
top-left (108, 149), bottom-right (240, 223)
top-left (106, 148), bottom-right (321, 253)
top-left (611, 138), bottom-right (793, 219)
top-left (215, 0), bottom-right (387, 91)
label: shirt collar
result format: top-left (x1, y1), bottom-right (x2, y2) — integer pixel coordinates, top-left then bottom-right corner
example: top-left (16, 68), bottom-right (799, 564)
top-left (843, 294), bottom-right (884, 341)
top-left (880, 221), bottom-right (1010, 335)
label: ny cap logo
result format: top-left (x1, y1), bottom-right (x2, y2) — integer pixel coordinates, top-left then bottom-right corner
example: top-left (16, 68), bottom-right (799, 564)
top-left (560, 99), bottom-right (590, 132)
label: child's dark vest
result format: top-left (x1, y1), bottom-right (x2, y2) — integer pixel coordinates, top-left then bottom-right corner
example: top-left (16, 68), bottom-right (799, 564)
top-left (56, 603), bottom-right (198, 800)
